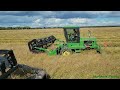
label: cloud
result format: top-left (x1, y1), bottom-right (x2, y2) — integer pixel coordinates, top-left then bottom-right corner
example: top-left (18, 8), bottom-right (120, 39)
top-left (33, 19), bottom-right (41, 23)
top-left (0, 11), bottom-right (116, 18)
top-left (68, 18), bottom-right (91, 24)
top-left (0, 11), bottom-right (120, 27)
top-left (32, 17), bottom-right (92, 27)
top-left (0, 15), bottom-right (34, 23)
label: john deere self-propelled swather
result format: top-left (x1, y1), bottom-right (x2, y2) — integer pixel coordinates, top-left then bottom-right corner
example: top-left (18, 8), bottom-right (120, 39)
top-left (28, 26), bottom-right (101, 56)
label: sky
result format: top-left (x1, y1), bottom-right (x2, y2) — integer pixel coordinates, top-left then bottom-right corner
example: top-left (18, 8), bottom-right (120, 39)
top-left (0, 11), bottom-right (120, 27)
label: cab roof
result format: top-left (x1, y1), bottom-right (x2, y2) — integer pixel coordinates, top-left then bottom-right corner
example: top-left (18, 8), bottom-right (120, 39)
top-left (63, 26), bottom-right (80, 29)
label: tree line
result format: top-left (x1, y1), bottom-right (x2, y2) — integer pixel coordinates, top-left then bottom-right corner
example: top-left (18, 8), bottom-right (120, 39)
top-left (0, 26), bottom-right (32, 30)
top-left (0, 26), bottom-right (63, 30)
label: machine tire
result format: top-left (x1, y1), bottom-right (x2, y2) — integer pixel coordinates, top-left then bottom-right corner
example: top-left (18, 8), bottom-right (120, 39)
top-left (60, 47), bottom-right (72, 56)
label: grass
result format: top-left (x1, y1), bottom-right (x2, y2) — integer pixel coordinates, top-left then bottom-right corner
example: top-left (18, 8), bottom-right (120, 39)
top-left (0, 27), bottom-right (120, 79)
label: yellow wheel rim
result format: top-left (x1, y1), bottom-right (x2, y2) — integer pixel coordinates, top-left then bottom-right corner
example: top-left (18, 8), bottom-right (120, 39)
top-left (62, 51), bottom-right (71, 56)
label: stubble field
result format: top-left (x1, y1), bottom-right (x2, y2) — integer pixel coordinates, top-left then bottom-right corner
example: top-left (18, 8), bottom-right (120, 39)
top-left (0, 27), bottom-right (120, 79)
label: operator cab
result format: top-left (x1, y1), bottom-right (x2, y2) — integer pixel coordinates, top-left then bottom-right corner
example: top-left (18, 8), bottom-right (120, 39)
top-left (63, 26), bottom-right (80, 43)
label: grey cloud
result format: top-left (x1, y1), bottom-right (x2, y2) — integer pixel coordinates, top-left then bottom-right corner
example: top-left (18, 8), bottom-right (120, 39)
top-left (0, 11), bottom-right (118, 19)
top-left (0, 11), bottom-right (120, 27)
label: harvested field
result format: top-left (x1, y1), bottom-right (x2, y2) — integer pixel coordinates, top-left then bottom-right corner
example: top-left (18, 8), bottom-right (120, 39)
top-left (0, 27), bottom-right (120, 79)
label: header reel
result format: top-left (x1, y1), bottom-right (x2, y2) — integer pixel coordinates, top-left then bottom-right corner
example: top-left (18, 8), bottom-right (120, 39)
top-left (0, 50), bottom-right (18, 79)
top-left (0, 50), bottom-right (50, 79)
top-left (28, 35), bottom-right (56, 53)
